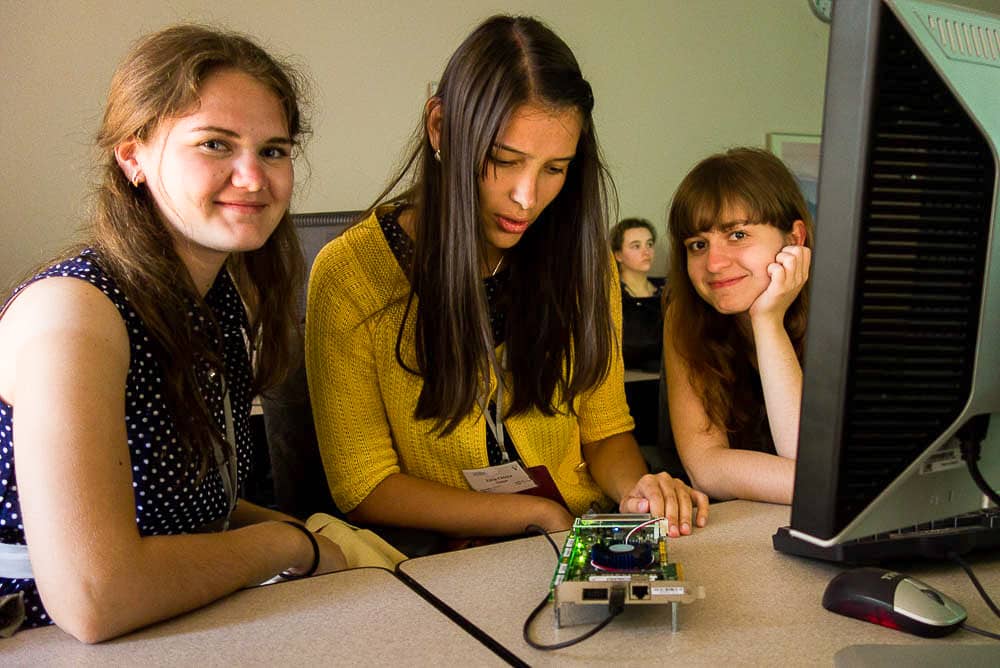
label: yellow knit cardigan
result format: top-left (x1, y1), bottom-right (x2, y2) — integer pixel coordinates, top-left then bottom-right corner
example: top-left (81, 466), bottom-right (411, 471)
top-left (305, 212), bottom-right (634, 516)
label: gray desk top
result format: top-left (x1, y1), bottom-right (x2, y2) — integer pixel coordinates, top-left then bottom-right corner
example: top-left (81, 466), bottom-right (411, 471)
top-left (2, 566), bottom-right (504, 667)
top-left (398, 500), bottom-right (1000, 666)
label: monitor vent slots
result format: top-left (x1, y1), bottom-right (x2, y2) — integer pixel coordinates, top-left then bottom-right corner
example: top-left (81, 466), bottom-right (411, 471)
top-left (837, 9), bottom-right (995, 523)
top-left (924, 11), bottom-right (1000, 65)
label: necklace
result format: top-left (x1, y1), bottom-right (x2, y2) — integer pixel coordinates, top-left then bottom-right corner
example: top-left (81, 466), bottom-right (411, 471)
top-left (490, 255), bottom-right (504, 276)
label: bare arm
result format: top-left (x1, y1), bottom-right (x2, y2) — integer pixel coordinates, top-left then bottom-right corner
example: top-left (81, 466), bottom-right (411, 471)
top-left (664, 310), bottom-right (794, 504)
top-left (748, 244), bottom-right (811, 459)
top-left (4, 279), bottom-right (344, 643)
top-left (347, 472), bottom-right (574, 536)
top-left (582, 431), bottom-right (708, 536)
top-left (750, 316), bottom-right (802, 459)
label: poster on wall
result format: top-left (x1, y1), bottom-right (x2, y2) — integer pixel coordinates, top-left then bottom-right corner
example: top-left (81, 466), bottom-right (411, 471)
top-left (767, 133), bottom-right (821, 222)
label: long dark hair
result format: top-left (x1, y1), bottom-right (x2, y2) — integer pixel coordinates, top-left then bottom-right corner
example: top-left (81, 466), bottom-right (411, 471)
top-left (91, 24), bottom-right (308, 472)
top-left (666, 147), bottom-right (813, 442)
top-left (372, 15), bottom-right (615, 433)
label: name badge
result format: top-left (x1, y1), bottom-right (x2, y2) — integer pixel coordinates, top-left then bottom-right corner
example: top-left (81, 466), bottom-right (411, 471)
top-left (462, 461), bottom-right (539, 494)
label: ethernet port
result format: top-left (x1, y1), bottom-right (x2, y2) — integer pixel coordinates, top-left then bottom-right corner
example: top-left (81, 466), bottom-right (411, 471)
top-left (631, 585), bottom-right (649, 600)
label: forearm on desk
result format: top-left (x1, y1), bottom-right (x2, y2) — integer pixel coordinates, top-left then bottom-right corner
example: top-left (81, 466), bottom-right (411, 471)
top-left (228, 499), bottom-right (300, 527)
top-left (346, 472), bottom-right (573, 536)
top-left (683, 446), bottom-right (794, 504)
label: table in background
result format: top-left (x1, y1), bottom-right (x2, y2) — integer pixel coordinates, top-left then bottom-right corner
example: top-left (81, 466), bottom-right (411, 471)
top-left (398, 500), bottom-right (1000, 666)
top-left (3, 567), bottom-right (505, 667)
top-left (623, 369), bottom-right (659, 384)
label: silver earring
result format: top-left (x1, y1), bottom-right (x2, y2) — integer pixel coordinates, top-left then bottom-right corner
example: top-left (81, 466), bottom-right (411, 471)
top-left (434, 148), bottom-right (441, 163)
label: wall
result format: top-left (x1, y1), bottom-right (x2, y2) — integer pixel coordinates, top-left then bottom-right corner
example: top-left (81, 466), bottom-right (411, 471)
top-left (0, 0), bottom-right (831, 286)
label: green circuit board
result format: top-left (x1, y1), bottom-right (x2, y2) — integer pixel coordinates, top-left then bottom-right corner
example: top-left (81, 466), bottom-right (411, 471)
top-left (550, 514), bottom-right (682, 590)
top-left (548, 514), bottom-right (702, 629)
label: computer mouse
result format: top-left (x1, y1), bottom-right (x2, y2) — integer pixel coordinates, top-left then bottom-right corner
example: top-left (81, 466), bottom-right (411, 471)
top-left (822, 567), bottom-right (966, 637)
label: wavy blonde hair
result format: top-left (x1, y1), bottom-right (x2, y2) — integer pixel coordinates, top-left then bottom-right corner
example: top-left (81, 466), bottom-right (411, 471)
top-left (90, 24), bottom-right (308, 471)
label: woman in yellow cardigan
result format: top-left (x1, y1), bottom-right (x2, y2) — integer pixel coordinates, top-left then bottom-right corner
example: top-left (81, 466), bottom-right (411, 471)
top-left (306, 15), bottom-right (708, 543)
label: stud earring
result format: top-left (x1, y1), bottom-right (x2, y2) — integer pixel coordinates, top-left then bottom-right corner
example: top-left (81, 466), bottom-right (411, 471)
top-left (434, 148), bottom-right (442, 163)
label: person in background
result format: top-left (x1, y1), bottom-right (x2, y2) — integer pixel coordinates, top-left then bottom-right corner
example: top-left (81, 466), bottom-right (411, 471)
top-left (663, 147), bottom-right (813, 504)
top-left (610, 217), bottom-right (665, 372)
top-left (0, 25), bottom-right (346, 642)
top-left (306, 15), bottom-right (708, 548)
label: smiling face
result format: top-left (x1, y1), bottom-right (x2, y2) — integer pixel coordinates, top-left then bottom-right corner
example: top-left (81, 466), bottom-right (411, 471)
top-left (477, 103), bottom-right (582, 258)
top-left (615, 226), bottom-right (655, 275)
top-left (684, 202), bottom-right (795, 315)
top-left (117, 67), bottom-right (293, 287)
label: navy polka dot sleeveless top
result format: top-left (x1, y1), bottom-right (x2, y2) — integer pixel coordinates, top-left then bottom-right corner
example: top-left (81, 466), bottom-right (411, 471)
top-left (0, 249), bottom-right (253, 630)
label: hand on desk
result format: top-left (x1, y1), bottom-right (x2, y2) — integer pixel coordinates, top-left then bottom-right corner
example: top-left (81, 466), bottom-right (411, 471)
top-left (618, 473), bottom-right (709, 537)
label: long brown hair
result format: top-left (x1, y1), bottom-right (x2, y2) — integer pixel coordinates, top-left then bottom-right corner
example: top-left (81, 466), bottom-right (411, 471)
top-left (91, 24), bottom-right (308, 471)
top-left (666, 147), bottom-right (814, 443)
top-left (370, 15), bottom-right (616, 433)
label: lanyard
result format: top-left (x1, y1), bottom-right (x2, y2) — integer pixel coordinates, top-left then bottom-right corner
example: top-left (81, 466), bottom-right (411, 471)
top-left (210, 372), bottom-right (238, 531)
top-left (478, 347), bottom-right (512, 463)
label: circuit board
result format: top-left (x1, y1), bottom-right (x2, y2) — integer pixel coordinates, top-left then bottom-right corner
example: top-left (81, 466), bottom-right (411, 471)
top-left (549, 514), bottom-right (703, 628)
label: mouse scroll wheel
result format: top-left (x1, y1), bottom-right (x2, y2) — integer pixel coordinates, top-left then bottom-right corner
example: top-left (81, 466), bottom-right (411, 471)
top-left (919, 588), bottom-right (945, 605)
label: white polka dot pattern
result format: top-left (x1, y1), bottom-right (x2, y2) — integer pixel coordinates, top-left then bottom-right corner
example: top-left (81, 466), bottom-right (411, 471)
top-left (0, 249), bottom-right (253, 630)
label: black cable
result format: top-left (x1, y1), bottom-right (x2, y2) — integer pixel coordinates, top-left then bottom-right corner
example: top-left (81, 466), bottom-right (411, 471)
top-left (949, 552), bottom-right (1000, 620)
top-left (961, 623), bottom-right (1000, 640)
top-left (957, 416), bottom-right (1000, 508)
top-left (522, 586), bottom-right (625, 651)
top-left (966, 455), bottom-right (1000, 508)
top-left (520, 524), bottom-right (625, 650)
top-left (524, 524), bottom-right (561, 558)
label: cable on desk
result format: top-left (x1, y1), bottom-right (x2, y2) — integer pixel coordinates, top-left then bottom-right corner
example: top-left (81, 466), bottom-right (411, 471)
top-left (520, 525), bottom-right (625, 651)
top-left (948, 551), bottom-right (1000, 620)
top-left (524, 524), bottom-right (560, 558)
top-left (960, 623), bottom-right (1000, 640)
top-left (522, 586), bottom-right (624, 650)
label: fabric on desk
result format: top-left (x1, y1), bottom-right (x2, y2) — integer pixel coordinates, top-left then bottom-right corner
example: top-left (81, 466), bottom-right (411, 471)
top-left (0, 250), bottom-right (254, 631)
top-left (0, 591), bottom-right (25, 638)
top-left (306, 513), bottom-right (406, 569)
top-left (305, 209), bottom-right (634, 517)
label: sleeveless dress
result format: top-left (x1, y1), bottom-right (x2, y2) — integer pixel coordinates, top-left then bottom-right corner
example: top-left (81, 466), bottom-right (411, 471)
top-left (0, 249), bottom-right (253, 630)
top-left (620, 277), bottom-right (665, 373)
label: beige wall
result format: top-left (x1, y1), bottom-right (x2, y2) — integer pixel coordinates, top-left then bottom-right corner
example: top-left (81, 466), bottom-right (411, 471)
top-left (1, 0), bottom-right (831, 286)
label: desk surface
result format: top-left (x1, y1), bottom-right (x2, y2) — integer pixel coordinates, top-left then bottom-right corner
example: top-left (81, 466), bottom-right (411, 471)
top-left (3, 567), bottom-right (504, 667)
top-left (398, 500), bottom-right (1000, 666)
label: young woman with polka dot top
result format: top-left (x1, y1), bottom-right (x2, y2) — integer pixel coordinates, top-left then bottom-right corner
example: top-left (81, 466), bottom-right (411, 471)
top-left (0, 25), bottom-right (345, 642)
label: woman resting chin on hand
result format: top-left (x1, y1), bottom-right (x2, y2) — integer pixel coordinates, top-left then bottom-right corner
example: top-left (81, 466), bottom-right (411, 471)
top-left (664, 147), bottom-right (814, 505)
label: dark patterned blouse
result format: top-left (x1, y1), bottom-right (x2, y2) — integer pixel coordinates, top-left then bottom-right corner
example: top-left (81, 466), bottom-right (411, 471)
top-left (0, 249), bottom-right (253, 630)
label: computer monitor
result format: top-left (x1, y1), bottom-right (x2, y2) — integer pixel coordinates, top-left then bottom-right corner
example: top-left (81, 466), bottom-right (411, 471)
top-left (780, 0), bottom-right (1000, 559)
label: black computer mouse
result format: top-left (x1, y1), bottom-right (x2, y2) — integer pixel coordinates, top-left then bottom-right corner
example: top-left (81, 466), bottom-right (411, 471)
top-left (822, 567), bottom-right (967, 637)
